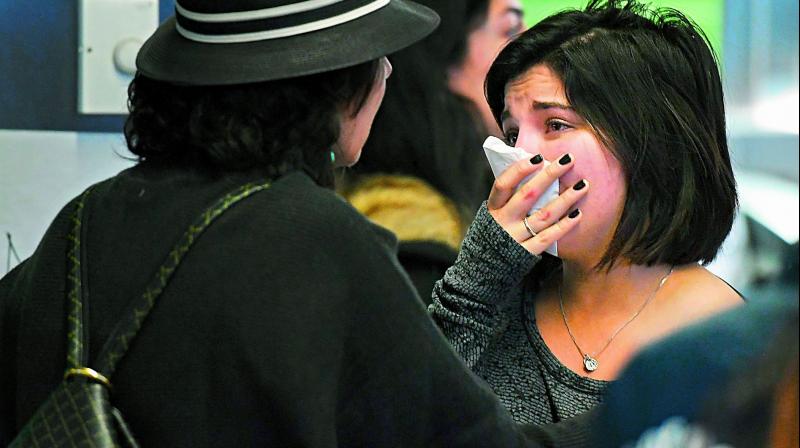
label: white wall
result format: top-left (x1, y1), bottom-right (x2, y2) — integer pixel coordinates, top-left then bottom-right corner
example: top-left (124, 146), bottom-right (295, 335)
top-left (0, 130), bottom-right (134, 277)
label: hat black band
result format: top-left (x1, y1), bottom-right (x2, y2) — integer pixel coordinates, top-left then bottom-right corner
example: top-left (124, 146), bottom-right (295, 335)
top-left (175, 0), bottom-right (389, 43)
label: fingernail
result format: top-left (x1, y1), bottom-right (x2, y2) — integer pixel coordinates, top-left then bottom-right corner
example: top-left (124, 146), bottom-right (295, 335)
top-left (530, 154), bottom-right (543, 165)
top-left (572, 179), bottom-right (587, 191)
top-left (559, 154), bottom-right (572, 165)
top-left (568, 209), bottom-right (581, 219)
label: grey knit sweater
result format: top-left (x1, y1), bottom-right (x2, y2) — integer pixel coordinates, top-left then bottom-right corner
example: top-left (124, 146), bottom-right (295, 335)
top-left (430, 204), bottom-right (609, 425)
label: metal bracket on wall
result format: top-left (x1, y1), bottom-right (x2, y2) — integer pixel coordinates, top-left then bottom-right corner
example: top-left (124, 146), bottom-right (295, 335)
top-left (5, 232), bottom-right (21, 274)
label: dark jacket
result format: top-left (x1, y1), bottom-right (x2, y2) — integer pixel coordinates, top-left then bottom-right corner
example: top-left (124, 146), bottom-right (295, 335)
top-left (340, 174), bottom-right (464, 302)
top-left (1, 165), bottom-right (541, 447)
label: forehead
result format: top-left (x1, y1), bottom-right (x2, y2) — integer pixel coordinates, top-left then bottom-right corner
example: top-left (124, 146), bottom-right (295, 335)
top-left (504, 64), bottom-right (568, 110)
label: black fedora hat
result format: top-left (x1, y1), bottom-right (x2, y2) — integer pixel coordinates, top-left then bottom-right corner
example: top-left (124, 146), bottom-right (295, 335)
top-left (136, 0), bottom-right (440, 86)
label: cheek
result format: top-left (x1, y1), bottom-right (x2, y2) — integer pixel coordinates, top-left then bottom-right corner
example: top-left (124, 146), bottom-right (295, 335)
top-left (370, 81), bottom-right (387, 118)
top-left (358, 84), bottom-right (385, 140)
top-left (468, 31), bottom-right (498, 73)
top-left (342, 80), bottom-right (386, 166)
top-left (580, 150), bottom-right (627, 221)
top-left (559, 134), bottom-right (612, 182)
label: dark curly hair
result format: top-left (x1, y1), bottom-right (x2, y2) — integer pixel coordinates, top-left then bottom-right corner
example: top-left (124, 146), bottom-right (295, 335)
top-left (124, 59), bottom-right (380, 188)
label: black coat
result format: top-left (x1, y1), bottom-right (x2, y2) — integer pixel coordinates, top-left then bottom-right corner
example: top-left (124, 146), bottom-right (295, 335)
top-left (1, 165), bottom-right (558, 447)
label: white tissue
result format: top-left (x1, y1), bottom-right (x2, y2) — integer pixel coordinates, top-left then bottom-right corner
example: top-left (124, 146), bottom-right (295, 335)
top-left (483, 136), bottom-right (558, 256)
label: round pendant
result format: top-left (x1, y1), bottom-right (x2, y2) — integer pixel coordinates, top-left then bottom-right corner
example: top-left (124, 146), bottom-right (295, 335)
top-left (583, 355), bottom-right (599, 372)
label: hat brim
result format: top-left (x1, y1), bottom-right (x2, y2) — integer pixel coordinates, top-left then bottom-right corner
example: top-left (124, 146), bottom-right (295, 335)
top-left (136, 0), bottom-right (440, 86)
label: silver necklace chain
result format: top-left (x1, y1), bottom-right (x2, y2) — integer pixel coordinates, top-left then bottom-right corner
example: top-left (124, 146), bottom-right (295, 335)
top-left (558, 266), bottom-right (674, 372)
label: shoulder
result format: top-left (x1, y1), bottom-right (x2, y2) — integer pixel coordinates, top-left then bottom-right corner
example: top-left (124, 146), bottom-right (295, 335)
top-left (640, 294), bottom-right (794, 369)
top-left (225, 173), bottom-right (428, 333)
top-left (251, 172), bottom-right (393, 242)
top-left (229, 172), bottom-right (403, 275)
top-left (595, 297), bottom-right (797, 447)
top-left (9, 179), bottom-right (110, 278)
top-left (665, 264), bottom-right (745, 322)
top-left (634, 264), bottom-right (744, 349)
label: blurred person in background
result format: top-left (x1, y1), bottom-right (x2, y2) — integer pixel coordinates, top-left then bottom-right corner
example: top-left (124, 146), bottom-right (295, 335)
top-left (450, 0), bottom-right (525, 136)
top-left (340, 0), bottom-right (525, 300)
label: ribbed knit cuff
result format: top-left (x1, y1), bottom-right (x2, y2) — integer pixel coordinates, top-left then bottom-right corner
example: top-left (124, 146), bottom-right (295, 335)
top-left (446, 202), bottom-right (540, 305)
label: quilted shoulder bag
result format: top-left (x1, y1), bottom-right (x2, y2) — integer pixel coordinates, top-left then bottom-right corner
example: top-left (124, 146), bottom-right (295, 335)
top-left (10, 181), bottom-right (271, 447)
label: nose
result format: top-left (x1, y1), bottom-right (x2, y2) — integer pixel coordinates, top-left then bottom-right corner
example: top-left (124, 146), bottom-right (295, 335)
top-left (515, 129), bottom-right (545, 159)
top-left (515, 128), bottom-right (562, 162)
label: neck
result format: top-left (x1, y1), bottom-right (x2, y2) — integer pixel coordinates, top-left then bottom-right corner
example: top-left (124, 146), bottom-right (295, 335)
top-left (559, 260), bottom-right (673, 313)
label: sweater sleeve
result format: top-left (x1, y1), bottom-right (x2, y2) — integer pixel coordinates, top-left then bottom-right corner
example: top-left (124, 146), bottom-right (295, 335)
top-left (429, 203), bottom-right (540, 368)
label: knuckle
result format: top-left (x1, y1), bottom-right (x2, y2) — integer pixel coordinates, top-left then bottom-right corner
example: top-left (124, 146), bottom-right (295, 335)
top-left (521, 185), bottom-right (538, 201)
top-left (494, 178), bottom-right (512, 193)
top-left (533, 208), bottom-right (551, 222)
top-left (545, 163), bottom-right (560, 178)
top-left (537, 233), bottom-right (552, 246)
top-left (552, 195), bottom-right (567, 210)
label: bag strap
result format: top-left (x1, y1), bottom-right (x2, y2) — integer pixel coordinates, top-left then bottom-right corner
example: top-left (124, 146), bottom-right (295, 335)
top-left (66, 188), bottom-right (94, 370)
top-left (64, 181), bottom-right (271, 382)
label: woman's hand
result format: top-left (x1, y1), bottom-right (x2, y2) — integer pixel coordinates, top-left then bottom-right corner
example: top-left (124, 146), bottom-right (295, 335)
top-left (487, 153), bottom-right (587, 255)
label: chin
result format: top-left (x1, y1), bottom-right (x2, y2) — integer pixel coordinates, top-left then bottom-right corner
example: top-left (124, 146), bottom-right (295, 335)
top-left (554, 234), bottom-right (595, 263)
top-left (557, 230), bottom-right (577, 247)
top-left (345, 150), bottom-right (363, 167)
top-left (555, 247), bottom-right (578, 262)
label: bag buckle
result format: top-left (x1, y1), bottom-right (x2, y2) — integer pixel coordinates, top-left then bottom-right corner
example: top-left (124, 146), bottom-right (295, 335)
top-left (64, 367), bottom-right (113, 389)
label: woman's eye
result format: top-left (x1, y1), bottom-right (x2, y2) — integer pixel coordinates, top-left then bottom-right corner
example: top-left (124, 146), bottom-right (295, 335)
top-left (546, 120), bottom-right (572, 133)
top-left (505, 132), bottom-right (518, 146)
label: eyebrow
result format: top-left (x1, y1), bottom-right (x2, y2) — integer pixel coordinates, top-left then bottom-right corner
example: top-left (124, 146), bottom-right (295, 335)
top-left (532, 101), bottom-right (573, 111)
top-left (500, 100), bottom-right (574, 122)
top-left (506, 7), bottom-right (524, 18)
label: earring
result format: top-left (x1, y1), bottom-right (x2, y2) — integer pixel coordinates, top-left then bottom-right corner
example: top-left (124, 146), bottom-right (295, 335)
top-left (330, 151), bottom-right (336, 164)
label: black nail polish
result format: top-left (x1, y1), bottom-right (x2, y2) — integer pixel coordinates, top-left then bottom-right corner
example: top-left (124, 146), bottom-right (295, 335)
top-left (568, 209), bottom-right (581, 219)
top-left (530, 154), bottom-right (543, 165)
top-left (572, 179), bottom-right (586, 191)
top-left (559, 154), bottom-right (572, 165)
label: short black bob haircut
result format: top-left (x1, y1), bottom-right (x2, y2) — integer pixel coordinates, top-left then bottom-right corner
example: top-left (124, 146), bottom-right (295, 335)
top-left (124, 59), bottom-right (381, 188)
top-left (486, 0), bottom-right (737, 270)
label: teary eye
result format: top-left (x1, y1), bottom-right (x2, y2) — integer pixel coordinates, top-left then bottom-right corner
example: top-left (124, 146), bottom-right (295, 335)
top-left (505, 131), bottom-right (519, 146)
top-left (546, 119), bottom-right (573, 133)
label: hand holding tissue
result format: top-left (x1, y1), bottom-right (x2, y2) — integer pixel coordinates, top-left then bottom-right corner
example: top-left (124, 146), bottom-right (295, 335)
top-left (483, 136), bottom-right (559, 256)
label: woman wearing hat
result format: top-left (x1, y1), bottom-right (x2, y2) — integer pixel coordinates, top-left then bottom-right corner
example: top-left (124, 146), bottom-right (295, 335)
top-left (0, 1), bottom-right (590, 446)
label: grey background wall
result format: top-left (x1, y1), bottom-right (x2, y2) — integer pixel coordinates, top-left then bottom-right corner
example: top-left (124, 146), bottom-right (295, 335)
top-left (0, 130), bottom-right (134, 269)
top-left (0, 1), bottom-right (174, 269)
